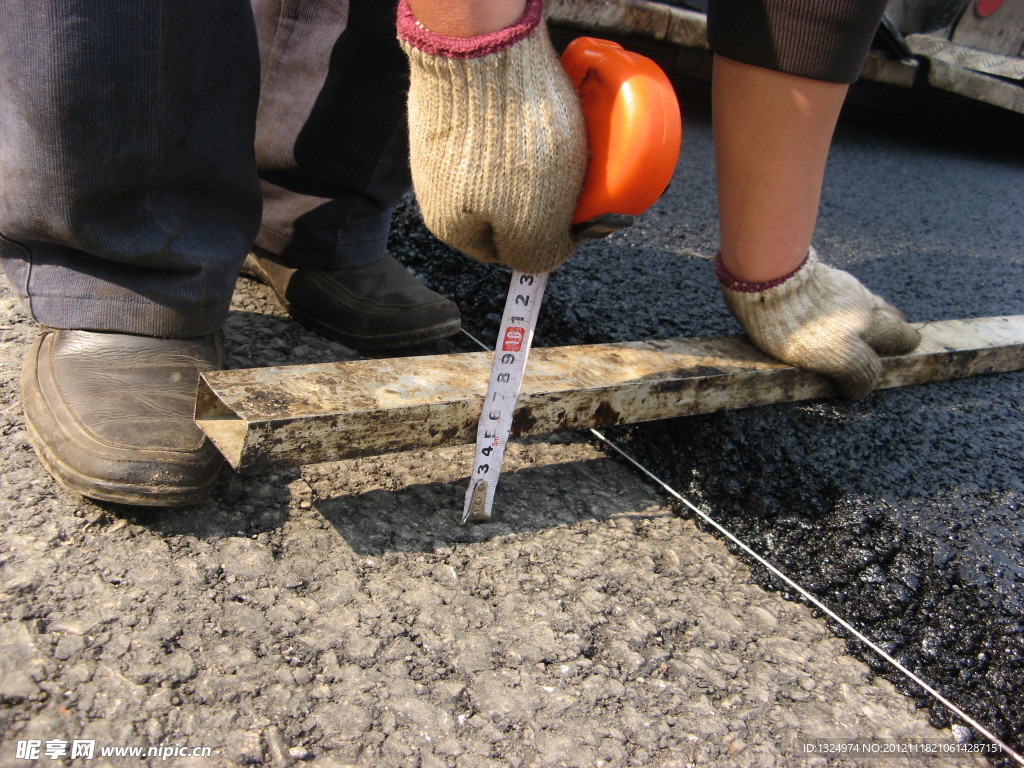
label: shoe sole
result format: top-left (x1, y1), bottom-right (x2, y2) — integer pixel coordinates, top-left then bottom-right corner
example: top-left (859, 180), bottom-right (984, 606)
top-left (21, 335), bottom-right (221, 507)
top-left (241, 254), bottom-right (461, 351)
top-left (28, 430), bottom-right (219, 506)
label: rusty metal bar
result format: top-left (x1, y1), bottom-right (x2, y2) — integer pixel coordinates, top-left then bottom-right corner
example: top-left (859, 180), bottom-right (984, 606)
top-left (195, 316), bottom-right (1024, 470)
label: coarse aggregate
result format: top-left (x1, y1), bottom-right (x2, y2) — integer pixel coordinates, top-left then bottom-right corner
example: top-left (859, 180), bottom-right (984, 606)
top-left (1, 277), bottom-right (986, 767)
top-left (394, 82), bottom-right (1024, 761)
top-left (1, 58), bottom-right (1020, 768)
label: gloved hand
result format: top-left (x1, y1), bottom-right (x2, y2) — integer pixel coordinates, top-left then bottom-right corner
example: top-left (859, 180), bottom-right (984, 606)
top-left (716, 249), bottom-right (921, 400)
top-left (397, 0), bottom-right (587, 274)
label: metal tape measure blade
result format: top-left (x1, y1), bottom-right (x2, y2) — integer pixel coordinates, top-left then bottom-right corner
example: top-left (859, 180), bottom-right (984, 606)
top-left (461, 270), bottom-right (548, 523)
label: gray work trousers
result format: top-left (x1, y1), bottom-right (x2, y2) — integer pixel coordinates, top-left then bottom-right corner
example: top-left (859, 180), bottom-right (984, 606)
top-left (0, 0), bottom-right (410, 338)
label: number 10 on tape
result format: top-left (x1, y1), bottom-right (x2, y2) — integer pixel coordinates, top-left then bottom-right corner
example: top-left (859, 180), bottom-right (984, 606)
top-left (461, 270), bottom-right (548, 523)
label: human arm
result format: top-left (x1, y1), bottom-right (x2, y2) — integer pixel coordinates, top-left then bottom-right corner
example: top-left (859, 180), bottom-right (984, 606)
top-left (708, 1), bottom-right (918, 398)
top-left (405, 0), bottom-right (527, 38)
top-left (397, 0), bottom-right (587, 273)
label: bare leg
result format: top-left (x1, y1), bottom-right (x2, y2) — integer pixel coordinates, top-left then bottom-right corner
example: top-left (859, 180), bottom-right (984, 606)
top-left (713, 54), bottom-right (849, 283)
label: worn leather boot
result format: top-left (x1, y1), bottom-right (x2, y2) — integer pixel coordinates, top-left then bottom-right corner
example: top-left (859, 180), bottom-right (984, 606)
top-left (242, 247), bottom-right (461, 350)
top-left (21, 329), bottom-right (225, 506)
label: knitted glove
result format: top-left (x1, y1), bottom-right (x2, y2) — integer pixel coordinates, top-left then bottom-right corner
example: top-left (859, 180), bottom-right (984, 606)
top-left (397, 0), bottom-right (587, 273)
top-left (717, 249), bottom-right (920, 400)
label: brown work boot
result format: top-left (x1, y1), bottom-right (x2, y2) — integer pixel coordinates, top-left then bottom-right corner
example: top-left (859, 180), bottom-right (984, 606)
top-left (21, 329), bottom-right (225, 506)
top-left (242, 247), bottom-right (461, 350)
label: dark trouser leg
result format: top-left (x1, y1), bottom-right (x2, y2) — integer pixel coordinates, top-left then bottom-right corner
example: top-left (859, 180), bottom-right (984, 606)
top-left (0, 1), bottom-right (262, 338)
top-left (3, 2), bottom-right (263, 506)
top-left (244, 0), bottom-right (459, 350)
top-left (707, 0), bottom-right (888, 84)
top-left (252, 0), bottom-right (412, 268)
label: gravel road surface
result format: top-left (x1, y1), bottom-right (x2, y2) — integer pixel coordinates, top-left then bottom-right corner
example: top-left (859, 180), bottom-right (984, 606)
top-left (1, 71), bottom-right (1019, 768)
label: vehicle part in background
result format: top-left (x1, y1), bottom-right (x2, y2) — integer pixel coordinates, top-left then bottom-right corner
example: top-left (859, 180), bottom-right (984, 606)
top-left (545, 0), bottom-right (1024, 114)
top-left (884, 0), bottom-right (970, 36)
top-left (904, 33), bottom-right (1024, 80)
top-left (974, 0), bottom-right (1003, 20)
top-left (952, 0), bottom-right (1024, 54)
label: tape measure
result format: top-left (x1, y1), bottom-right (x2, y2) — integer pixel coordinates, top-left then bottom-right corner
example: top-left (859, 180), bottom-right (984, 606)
top-left (460, 38), bottom-right (681, 524)
top-left (461, 271), bottom-right (547, 523)
top-left (563, 37), bottom-right (683, 226)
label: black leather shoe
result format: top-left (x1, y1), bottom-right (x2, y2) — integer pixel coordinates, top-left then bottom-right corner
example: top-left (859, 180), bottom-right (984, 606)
top-left (241, 247), bottom-right (461, 350)
top-left (21, 329), bottom-right (224, 506)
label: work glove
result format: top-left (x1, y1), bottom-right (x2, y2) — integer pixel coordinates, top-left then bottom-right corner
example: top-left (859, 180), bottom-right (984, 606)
top-left (716, 248), bottom-right (921, 400)
top-left (397, 0), bottom-right (588, 274)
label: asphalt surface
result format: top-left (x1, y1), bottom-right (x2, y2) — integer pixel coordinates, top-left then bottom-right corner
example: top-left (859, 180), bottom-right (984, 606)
top-left (394, 83), bottom-right (1024, 759)
top-left (2, 276), bottom-right (987, 768)
top-left (0, 61), bottom-right (1020, 768)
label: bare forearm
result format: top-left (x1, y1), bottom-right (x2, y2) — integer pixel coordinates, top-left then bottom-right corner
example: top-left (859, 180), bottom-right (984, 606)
top-left (406, 0), bottom-right (528, 37)
top-left (713, 54), bottom-right (848, 282)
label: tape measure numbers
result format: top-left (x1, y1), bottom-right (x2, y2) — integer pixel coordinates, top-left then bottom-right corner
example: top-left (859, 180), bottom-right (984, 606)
top-left (461, 270), bottom-right (547, 523)
top-left (460, 38), bottom-right (682, 523)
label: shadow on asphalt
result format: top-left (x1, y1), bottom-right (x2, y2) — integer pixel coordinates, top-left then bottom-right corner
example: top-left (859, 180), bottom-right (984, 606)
top-left (103, 466), bottom-right (304, 540)
top-left (313, 456), bottom-right (671, 557)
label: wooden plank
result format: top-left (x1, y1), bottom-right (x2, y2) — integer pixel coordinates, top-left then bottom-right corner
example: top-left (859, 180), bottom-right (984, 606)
top-left (195, 316), bottom-right (1024, 470)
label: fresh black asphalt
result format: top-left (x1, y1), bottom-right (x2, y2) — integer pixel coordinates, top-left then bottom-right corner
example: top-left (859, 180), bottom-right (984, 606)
top-left (393, 85), bottom-right (1024, 755)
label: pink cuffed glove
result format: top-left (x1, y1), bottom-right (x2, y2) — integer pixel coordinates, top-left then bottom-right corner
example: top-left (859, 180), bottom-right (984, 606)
top-left (398, 0), bottom-right (587, 273)
top-left (717, 249), bottom-right (921, 399)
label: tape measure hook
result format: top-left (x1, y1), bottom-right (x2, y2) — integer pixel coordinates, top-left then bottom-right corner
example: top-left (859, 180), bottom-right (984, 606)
top-left (461, 479), bottom-right (491, 524)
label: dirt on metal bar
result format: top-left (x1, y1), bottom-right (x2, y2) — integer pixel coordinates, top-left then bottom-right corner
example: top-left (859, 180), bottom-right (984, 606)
top-left (195, 315), bottom-right (1024, 471)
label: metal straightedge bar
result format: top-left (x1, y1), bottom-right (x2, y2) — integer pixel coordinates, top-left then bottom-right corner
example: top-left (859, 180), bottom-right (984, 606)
top-left (195, 316), bottom-right (1024, 470)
